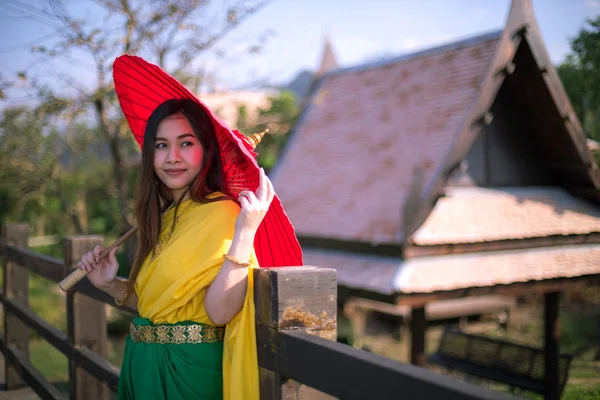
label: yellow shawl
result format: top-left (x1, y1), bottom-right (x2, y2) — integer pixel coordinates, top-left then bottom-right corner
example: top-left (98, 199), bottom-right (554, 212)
top-left (134, 197), bottom-right (259, 400)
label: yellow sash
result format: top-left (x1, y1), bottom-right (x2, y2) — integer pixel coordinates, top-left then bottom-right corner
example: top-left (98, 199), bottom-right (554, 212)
top-left (134, 197), bottom-right (259, 400)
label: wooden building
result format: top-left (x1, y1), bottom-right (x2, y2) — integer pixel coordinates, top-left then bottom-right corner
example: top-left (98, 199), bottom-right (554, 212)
top-left (271, 0), bottom-right (600, 398)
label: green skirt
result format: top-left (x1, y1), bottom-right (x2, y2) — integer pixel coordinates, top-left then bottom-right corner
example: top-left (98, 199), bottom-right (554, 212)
top-left (118, 317), bottom-right (224, 400)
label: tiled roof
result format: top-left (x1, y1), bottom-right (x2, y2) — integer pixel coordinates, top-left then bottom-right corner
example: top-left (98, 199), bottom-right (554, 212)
top-left (411, 187), bottom-right (600, 245)
top-left (393, 244), bottom-right (600, 294)
top-left (303, 249), bottom-right (399, 295)
top-left (273, 31), bottom-right (501, 244)
top-left (304, 243), bottom-right (600, 295)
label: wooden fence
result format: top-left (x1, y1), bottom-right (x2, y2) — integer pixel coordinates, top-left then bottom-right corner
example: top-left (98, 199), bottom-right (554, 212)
top-left (0, 223), bottom-right (517, 400)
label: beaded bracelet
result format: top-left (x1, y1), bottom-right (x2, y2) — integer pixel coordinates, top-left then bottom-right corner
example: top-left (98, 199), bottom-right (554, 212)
top-left (223, 254), bottom-right (251, 267)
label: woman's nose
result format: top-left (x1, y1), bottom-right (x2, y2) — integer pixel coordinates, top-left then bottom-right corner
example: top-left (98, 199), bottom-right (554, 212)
top-left (167, 146), bottom-right (181, 162)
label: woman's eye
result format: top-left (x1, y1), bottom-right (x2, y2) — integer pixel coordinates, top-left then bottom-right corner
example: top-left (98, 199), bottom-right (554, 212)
top-left (181, 141), bottom-right (194, 147)
top-left (155, 142), bottom-right (166, 149)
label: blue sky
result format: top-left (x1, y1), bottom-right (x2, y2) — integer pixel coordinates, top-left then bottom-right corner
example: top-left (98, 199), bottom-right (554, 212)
top-left (0, 0), bottom-right (599, 102)
top-left (220, 0), bottom-right (600, 87)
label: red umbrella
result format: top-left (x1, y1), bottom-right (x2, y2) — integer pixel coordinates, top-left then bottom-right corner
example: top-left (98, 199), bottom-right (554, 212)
top-left (112, 54), bottom-right (303, 269)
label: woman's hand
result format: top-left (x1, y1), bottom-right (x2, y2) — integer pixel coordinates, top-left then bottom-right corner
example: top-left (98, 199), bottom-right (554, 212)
top-left (235, 168), bottom-right (275, 236)
top-left (77, 245), bottom-right (120, 290)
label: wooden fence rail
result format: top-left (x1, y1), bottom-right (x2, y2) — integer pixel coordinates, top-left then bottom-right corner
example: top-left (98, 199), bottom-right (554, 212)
top-left (0, 223), bottom-right (518, 400)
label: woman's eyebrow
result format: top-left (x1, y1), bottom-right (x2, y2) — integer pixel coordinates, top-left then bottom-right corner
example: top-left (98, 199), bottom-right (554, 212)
top-left (155, 133), bottom-right (195, 141)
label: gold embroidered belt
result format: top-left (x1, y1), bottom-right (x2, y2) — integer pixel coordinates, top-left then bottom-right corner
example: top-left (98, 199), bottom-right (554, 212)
top-left (130, 322), bottom-right (225, 344)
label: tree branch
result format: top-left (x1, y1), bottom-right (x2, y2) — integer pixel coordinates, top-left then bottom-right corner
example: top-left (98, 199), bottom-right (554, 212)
top-left (8, 159), bottom-right (37, 172)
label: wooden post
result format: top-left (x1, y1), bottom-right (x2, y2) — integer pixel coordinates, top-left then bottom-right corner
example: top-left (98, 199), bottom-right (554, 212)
top-left (254, 266), bottom-right (337, 400)
top-left (1, 223), bottom-right (30, 389)
top-left (410, 306), bottom-right (426, 366)
top-left (64, 236), bottom-right (109, 400)
top-left (544, 291), bottom-right (560, 400)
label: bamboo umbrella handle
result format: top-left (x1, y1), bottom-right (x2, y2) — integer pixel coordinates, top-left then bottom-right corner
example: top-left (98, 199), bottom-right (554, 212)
top-left (58, 226), bottom-right (138, 292)
top-left (57, 130), bottom-right (269, 292)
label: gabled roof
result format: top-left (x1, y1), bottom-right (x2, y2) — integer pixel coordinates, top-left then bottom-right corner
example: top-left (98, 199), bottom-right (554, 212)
top-left (411, 187), bottom-right (600, 246)
top-left (406, 0), bottom-right (600, 239)
top-left (273, 0), bottom-right (600, 248)
top-left (272, 31), bottom-right (500, 244)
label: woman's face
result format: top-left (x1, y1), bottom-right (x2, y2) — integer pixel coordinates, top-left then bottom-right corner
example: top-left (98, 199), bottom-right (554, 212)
top-left (153, 113), bottom-right (204, 201)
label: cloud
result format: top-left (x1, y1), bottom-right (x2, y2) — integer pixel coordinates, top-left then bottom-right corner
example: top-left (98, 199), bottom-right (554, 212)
top-left (585, 0), bottom-right (600, 8)
top-left (399, 38), bottom-right (422, 51)
top-left (334, 37), bottom-right (382, 65)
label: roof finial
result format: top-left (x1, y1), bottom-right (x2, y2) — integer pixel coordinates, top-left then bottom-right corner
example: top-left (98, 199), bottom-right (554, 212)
top-left (317, 32), bottom-right (338, 76)
top-left (244, 128), bottom-right (269, 149)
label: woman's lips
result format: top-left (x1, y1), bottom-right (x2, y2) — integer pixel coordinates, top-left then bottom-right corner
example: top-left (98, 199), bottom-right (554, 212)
top-left (164, 169), bottom-right (186, 176)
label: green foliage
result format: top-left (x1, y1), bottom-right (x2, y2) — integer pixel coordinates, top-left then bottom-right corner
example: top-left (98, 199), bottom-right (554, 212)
top-left (0, 0), bottom-right (268, 246)
top-left (0, 103), bottom-right (123, 236)
top-left (561, 312), bottom-right (600, 355)
top-left (0, 106), bottom-right (58, 225)
top-left (558, 16), bottom-right (600, 141)
top-left (235, 90), bottom-right (300, 173)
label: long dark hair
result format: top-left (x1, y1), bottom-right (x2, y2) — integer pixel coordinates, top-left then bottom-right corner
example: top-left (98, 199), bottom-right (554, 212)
top-left (126, 99), bottom-right (231, 296)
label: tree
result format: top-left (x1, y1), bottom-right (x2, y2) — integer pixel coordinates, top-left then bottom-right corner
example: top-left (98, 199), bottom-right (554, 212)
top-left (234, 90), bottom-right (299, 172)
top-left (556, 17), bottom-right (600, 360)
top-left (0, 103), bottom-right (115, 235)
top-left (558, 16), bottom-right (600, 144)
top-left (3, 0), bottom-right (268, 243)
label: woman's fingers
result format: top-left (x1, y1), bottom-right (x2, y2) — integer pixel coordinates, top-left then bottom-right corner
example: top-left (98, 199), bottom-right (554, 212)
top-left (239, 195), bottom-right (250, 209)
top-left (238, 169), bottom-right (274, 221)
top-left (78, 246), bottom-right (117, 274)
top-left (239, 190), bottom-right (259, 206)
top-left (238, 190), bottom-right (252, 206)
top-left (79, 256), bottom-right (91, 272)
top-left (246, 190), bottom-right (259, 206)
top-left (265, 174), bottom-right (275, 204)
top-left (92, 245), bottom-right (103, 263)
top-left (108, 246), bottom-right (119, 264)
top-left (84, 251), bottom-right (96, 267)
top-left (257, 168), bottom-right (267, 203)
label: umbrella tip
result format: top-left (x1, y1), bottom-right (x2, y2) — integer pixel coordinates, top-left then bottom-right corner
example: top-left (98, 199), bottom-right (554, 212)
top-left (245, 128), bottom-right (269, 149)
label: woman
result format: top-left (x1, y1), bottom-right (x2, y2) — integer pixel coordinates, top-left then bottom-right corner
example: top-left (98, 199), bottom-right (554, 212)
top-left (76, 55), bottom-right (302, 399)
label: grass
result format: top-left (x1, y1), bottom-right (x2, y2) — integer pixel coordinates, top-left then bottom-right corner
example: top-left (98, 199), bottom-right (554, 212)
top-left (0, 243), bottom-right (129, 388)
top-left (29, 339), bottom-right (68, 382)
top-left (341, 302), bottom-right (600, 399)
